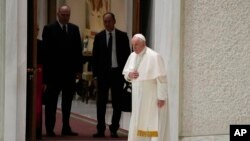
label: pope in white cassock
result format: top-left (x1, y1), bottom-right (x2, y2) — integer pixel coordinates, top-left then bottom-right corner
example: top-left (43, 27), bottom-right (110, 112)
top-left (123, 34), bottom-right (168, 141)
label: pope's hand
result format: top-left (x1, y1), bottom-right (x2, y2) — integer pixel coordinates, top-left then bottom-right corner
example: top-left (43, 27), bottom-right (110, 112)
top-left (157, 100), bottom-right (165, 108)
top-left (128, 70), bottom-right (139, 79)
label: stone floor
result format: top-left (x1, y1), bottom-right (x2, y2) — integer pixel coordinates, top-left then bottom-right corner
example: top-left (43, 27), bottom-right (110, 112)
top-left (58, 95), bottom-right (131, 130)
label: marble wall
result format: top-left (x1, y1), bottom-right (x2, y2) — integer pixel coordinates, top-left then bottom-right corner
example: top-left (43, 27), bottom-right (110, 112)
top-left (181, 0), bottom-right (250, 139)
top-left (181, 135), bottom-right (229, 141)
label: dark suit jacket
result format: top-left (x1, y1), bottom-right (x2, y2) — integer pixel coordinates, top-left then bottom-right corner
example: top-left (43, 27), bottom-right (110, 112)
top-left (42, 21), bottom-right (83, 84)
top-left (92, 29), bottom-right (131, 81)
top-left (37, 39), bottom-right (44, 65)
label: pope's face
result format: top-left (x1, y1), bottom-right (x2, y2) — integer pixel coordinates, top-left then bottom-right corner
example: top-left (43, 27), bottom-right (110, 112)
top-left (132, 38), bottom-right (145, 54)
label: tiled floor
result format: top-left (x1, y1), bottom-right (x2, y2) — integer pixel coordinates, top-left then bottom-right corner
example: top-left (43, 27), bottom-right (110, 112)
top-left (58, 95), bottom-right (131, 130)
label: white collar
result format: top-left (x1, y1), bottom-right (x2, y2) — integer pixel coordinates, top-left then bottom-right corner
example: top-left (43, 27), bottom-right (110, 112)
top-left (58, 21), bottom-right (67, 28)
top-left (106, 29), bottom-right (115, 35)
top-left (137, 47), bottom-right (147, 56)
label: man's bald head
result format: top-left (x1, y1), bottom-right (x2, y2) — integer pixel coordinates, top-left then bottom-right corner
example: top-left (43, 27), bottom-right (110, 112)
top-left (57, 5), bottom-right (71, 24)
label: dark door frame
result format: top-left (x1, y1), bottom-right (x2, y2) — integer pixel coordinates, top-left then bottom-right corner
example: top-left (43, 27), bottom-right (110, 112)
top-left (26, 0), bottom-right (37, 140)
top-left (133, 0), bottom-right (140, 34)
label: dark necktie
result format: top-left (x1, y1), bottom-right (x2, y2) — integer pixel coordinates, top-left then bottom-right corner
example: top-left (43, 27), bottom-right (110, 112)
top-left (62, 24), bottom-right (67, 33)
top-left (108, 32), bottom-right (112, 67)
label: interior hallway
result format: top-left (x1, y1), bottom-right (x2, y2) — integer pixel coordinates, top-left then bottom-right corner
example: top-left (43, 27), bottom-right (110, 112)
top-left (38, 95), bottom-right (131, 140)
top-left (63, 95), bottom-right (131, 131)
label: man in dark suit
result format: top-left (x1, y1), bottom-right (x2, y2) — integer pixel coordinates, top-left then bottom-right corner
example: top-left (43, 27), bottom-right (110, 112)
top-left (42, 5), bottom-right (82, 137)
top-left (92, 12), bottom-right (131, 138)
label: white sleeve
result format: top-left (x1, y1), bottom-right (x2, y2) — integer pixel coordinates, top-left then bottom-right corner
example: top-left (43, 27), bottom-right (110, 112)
top-left (122, 54), bottom-right (133, 82)
top-left (124, 72), bottom-right (132, 82)
top-left (157, 75), bottom-right (168, 100)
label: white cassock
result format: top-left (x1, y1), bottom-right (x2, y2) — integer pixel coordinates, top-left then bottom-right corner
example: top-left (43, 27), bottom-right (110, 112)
top-left (123, 47), bottom-right (168, 141)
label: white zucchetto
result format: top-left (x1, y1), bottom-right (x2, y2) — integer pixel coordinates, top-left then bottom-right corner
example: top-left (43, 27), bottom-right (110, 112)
top-left (133, 33), bottom-right (146, 42)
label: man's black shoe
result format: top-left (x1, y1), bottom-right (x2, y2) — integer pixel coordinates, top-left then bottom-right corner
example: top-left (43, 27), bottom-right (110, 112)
top-left (61, 130), bottom-right (78, 136)
top-left (93, 132), bottom-right (105, 138)
top-left (110, 131), bottom-right (118, 138)
top-left (46, 131), bottom-right (56, 137)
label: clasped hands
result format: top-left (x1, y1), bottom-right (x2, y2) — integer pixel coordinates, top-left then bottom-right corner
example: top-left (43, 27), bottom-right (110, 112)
top-left (128, 70), bottom-right (139, 79)
top-left (157, 100), bottom-right (165, 108)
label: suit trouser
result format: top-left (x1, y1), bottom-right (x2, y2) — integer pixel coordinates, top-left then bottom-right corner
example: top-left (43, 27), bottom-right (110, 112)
top-left (96, 68), bottom-right (124, 133)
top-left (45, 77), bottom-right (75, 133)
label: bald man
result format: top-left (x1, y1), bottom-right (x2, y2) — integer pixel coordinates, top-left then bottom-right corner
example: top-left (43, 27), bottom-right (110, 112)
top-left (42, 5), bottom-right (82, 137)
top-left (122, 34), bottom-right (168, 141)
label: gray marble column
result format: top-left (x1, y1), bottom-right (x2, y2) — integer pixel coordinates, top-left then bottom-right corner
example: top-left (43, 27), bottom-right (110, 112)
top-left (154, 0), bottom-right (181, 141)
top-left (0, 0), bottom-right (5, 139)
top-left (4, 0), bottom-right (27, 141)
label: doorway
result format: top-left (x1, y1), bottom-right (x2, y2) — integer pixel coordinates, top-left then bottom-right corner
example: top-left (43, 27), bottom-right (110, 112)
top-left (27, 0), bottom-right (142, 140)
